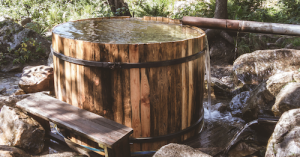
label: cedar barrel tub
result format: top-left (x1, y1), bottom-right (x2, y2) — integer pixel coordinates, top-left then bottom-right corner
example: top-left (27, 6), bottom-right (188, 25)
top-left (52, 16), bottom-right (206, 152)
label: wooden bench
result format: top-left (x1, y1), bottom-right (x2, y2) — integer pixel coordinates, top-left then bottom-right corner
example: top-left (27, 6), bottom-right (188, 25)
top-left (16, 93), bottom-right (133, 157)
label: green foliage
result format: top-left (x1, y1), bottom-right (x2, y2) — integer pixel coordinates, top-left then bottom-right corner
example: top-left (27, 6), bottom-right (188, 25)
top-left (227, 0), bottom-right (300, 24)
top-left (171, 0), bottom-right (215, 19)
top-left (115, 6), bottom-right (130, 16)
top-left (0, 0), bottom-right (113, 34)
top-left (10, 37), bottom-right (44, 65)
top-left (127, 0), bottom-right (174, 17)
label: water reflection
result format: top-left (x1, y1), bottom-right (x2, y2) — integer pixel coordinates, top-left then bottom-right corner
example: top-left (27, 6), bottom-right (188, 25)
top-left (53, 19), bottom-right (202, 44)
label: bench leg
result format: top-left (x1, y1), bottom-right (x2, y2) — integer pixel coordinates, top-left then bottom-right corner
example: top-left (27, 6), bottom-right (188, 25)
top-left (27, 113), bottom-right (51, 134)
top-left (103, 136), bottom-right (131, 157)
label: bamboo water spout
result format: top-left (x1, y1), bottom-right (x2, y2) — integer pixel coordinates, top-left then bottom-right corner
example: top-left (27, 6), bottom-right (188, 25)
top-left (182, 16), bottom-right (300, 36)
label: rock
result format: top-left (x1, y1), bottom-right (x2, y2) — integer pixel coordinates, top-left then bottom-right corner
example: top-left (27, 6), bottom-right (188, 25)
top-left (265, 109), bottom-right (300, 157)
top-left (293, 72), bottom-right (300, 82)
top-left (0, 94), bottom-right (29, 108)
top-left (47, 45), bottom-right (53, 68)
top-left (233, 49), bottom-right (300, 85)
top-left (0, 20), bottom-right (51, 72)
top-left (19, 65), bottom-right (54, 93)
top-left (0, 88), bottom-right (6, 94)
top-left (0, 145), bottom-right (31, 157)
top-left (210, 38), bottom-right (235, 64)
top-left (228, 142), bottom-right (259, 157)
top-left (266, 71), bottom-right (294, 97)
top-left (21, 18), bottom-right (31, 26)
top-left (0, 105), bottom-right (45, 154)
top-left (153, 143), bottom-right (212, 157)
top-left (14, 89), bottom-right (26, 95)
top-left (36, 152), bottom-right (80, 157)
top-left (228, 91), bottom-right (250, 117)
top-left (0, 72), bottom-right (22, 96)
top-left (272, 82), bottom-right (300, 117)
top-left (212, 102), bottom-right (227, 113)
top-left (211, 63), bottom-right (234, 79)
top-left (211, 77), bottom-right (233, 99)
top-left (231, 84), bottom-right (257, 97)
top-left (242, 82), bottom-right (275, 122)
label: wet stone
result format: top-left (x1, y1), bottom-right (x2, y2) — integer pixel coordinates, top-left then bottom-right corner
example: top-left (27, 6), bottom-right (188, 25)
top-left (242, 82), bottom-right (275, 122)
top-left (228, 91), bottom-right (250, 117)
top-left (228, 142), bottom-right (260, 157)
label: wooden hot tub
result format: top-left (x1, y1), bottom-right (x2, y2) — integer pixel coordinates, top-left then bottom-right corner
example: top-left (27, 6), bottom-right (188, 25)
top-left (52, 16), bottom-right (206, 152)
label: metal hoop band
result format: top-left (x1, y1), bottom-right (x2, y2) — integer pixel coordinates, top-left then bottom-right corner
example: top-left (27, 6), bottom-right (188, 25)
top-left (52, 46), bottom-right (205, 69)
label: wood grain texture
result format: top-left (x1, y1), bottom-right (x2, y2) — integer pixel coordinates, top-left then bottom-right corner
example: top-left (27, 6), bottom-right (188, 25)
top-left (64, 38), bottom-right (72, 105)
top-left (119, 44), bottom-right (131, 128)
top-left (139, 43), bottom-right (151, 151)
top-left (129, 44), bottom-right (141, 151)
top-left (162, 17), bottom-right (170, 23)
top-left (187, 39), bottom-right (194, 127)
top-left (70, 39), bottom-right (78, 108)
top-left (157, 42), bottom-right (169, 149)
top-left (151, 16), bottom-right (157, 21)
top-left (181, 40), bottom-right (188, 141)
top-left (156, 17), bottom-right (163, 22)
top-left (75, 40), bottom-right (84, 109)
top-left (111, 44), bottom-right (123, 124)
top-left (52, 17), bottom-right (206, 152)
top-left (16, 93), bottom-right (133, 148)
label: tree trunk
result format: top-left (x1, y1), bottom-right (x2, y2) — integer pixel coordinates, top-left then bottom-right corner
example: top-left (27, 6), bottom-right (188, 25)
top-left (214, 0), bottom-right (228, 19)
top-left (107, 0), bottom-right (131, 16)
top-left (205, 0), bottom-right (228, 40)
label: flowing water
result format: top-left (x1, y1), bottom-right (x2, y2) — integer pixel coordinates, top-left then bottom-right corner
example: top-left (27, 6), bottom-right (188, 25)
top-left (205, 35), bottom-right (212, 118)
top-left (53, 18), bottom-right (203, 44)
top-left (223, 119), bottom-right (259, 154)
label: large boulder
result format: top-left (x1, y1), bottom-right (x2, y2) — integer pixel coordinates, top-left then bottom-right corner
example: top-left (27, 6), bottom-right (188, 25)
top-left (266, 71), bottom-right (294, 97)
top-left (0, 20), bottom-right (51, 72)
top-left (0, 145), bottom-right (30, 157)
top-left (0, 105), bottom-right (45, 154)
top-left (265, 109), bottom-right (300, 157)
top-left (153, 143), bottom-right (212, 157)
top-left (18, 65), bottom-right (54, 93)
top-left (233, 49), bottom-right (300, 85)
top-left (241, 82), bottom-right (275, 122)
top-left (272, 82), bottom-right (300, 117)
